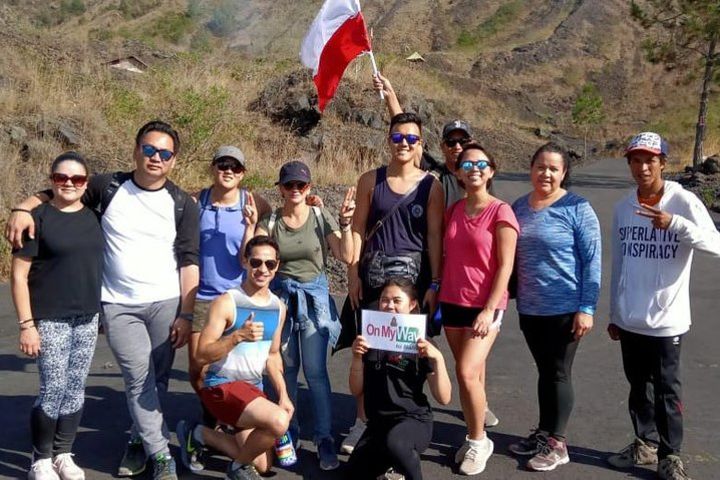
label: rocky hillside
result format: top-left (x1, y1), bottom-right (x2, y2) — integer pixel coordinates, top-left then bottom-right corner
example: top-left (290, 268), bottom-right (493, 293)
top-left (1, 0), bottom-right (718, 193)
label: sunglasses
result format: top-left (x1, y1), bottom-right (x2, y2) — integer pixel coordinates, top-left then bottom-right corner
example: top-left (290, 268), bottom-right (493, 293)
top-left (282, 181), bottom-right (308, 191)
top-left (389, 133), bottom-right (421, 145)
top-left (459, 160), bottom-right (490, 171)
top-left (248, 258), bottom-right (279, 270)
top-left (141, 144), bottom-right (174, 162)
top-left (215, 160), bottom-right (244, 174)
top-left (51, 173), bottom-right (88, 187)
top-left (444, 137), bottom-right (470, 148)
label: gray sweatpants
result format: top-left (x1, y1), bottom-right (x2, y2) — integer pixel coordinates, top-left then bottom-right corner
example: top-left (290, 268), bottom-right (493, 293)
top-left (102, 297), bottom-right (179, 457)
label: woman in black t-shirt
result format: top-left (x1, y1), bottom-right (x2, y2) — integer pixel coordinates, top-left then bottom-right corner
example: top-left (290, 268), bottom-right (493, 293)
top-left (347, 279), bottom-right (451, 480)
top-left (11, 152), bottom-right (103, 480)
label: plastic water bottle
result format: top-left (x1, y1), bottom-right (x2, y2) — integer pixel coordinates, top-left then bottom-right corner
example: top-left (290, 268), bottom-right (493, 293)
top-left (274, 431), bottom-right (297, 467)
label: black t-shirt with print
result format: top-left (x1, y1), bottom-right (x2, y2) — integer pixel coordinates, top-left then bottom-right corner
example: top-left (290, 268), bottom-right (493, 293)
top-left (363, 349), bottom-right (433, 424)
top-left (14, 204), bottom-right (103, 319)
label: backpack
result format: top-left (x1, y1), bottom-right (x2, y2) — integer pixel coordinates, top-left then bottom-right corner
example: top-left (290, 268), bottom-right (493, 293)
top-left (267, 206), bottom-right (328, 264)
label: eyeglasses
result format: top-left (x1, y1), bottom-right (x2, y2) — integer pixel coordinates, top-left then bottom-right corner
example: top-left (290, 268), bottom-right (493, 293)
top-left (215, 160), bottom-right (244, 174)
top-left (248, 258), bottom-right (279, 270)
top-left (50, 173), bottom-right (88, 187)
top-left (389, 133), bottom-right (421, 145)
top-left (459, 160), bottom-right (490, 171)
top-left (141, 144), bottom-right (174, 162)
top-left (444, 137), bottom-right (470, 148)
top-left (282, 181), bottom-right (308, 191)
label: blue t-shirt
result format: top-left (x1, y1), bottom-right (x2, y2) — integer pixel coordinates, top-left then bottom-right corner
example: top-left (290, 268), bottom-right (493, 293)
top-left (197, 188), bottom-right (247, 300)
top-left (512, 192), bottom-right (601, 316)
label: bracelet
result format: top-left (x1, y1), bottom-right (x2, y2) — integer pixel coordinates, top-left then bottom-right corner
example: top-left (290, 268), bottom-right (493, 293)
top-left (19, 323), bottom-right (36, 331)
top-left (338, 218), bottom-right (352, 228)
top-left (18, 318), bottom-right (34, 325)
top-left (178, 312), bottom-right (194, 322)
top-left (429, 280), bottom-right (440, 292)
top-left (340, 223), bottom-right (352, 232)
top-left (11, 208), bottom-right (32, 214)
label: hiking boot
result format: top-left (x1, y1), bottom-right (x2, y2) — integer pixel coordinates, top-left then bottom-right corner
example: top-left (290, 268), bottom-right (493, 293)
top-left (340, 419), bottom-right (366, 454)
top-left (377, 468), bottom-right (405, 480)
top-left (53, 453), bottom-right (85, 480)
top-left (151, 453), bottom-right (177, 480)
top-left (484, 408), bottom-right (499, 428)
top-left (226, 462), bottom-right (263, 480)
top-left (658, 455), bottom-right (692, 480)
top-left (317, 438), bottom-right (339, 471)
top-left (117, 438), bottom-right (146, 477)
top-left (29, 458), bottom-right (60, 480)
top-left (607, 438), bottom-right (658, 469)
top-left (458, 436), bottom-right (494, 475)
top-left (509, 430), bottom-right (544, 456)
top-left (176, 420), bottom-right (205, 472)
top-left (526, 436), bottom-right (570, 471)
top-left (454, 436), bottom-right (470, 464)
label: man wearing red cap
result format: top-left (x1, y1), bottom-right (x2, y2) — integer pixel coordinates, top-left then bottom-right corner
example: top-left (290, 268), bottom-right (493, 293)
top-left (607, 132), bottom-right (720, 480)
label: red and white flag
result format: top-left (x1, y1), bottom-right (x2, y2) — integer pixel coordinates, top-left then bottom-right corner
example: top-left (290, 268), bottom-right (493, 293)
top-left (300, 0), bottom-right (372, 112)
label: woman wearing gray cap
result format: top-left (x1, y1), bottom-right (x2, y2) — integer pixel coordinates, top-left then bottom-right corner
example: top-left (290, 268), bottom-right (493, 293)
top-left (251, 160), bottom-right (355, 471)
top-left (177, 145), bottom-right (272, 472)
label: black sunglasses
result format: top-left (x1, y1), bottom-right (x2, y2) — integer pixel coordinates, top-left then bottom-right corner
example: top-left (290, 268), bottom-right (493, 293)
top-left (282, 181), bottom-right (309, 191)
top-left (444, 137), bottom-right (470, 148)
top-left (141, 144), bottom-right (174, 162)
top-left (215, 159), bottom-right (244, 174)
top-left (248, 258), bottom-right (279, 270)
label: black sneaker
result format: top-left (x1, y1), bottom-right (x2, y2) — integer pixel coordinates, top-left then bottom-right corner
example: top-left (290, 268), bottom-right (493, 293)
top-left (151, 453), bottom-right (177, 480)
top-left (118, 438), bottom-right (146, 477)
top-left (176, 420), bottom-right (206, 472)
top-left (317, 437), bottom-right (339, 471)
top-left (509, 430), bottom-right (545, 456)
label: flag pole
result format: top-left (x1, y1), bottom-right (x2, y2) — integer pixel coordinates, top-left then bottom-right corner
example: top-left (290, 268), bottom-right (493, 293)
top-left (367, 50), bottom-right (384, 101)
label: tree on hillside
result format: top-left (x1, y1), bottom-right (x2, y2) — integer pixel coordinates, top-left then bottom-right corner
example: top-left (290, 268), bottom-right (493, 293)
top-left (631, 0), bottom-right (720, 168)
top-left (572, 82), bottom-right (605, 161)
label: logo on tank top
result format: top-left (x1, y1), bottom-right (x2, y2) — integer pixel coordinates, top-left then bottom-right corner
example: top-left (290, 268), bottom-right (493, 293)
top-left (410, 204), bottom-right (424, 218)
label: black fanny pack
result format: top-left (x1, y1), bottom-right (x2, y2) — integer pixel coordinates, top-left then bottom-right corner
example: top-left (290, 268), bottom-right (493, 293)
top-left (361, 250), bottom-right (422, 289)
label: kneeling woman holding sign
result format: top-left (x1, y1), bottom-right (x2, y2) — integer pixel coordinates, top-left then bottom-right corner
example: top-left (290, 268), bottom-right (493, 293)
top-left (347, 279), bottom-right (451, 480)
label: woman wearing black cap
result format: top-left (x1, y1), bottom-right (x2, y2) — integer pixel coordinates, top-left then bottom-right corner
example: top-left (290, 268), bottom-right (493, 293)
top-left (11, 152), bottom-right (104, 480)
top-left (249, 160), bottom-right (355, 470)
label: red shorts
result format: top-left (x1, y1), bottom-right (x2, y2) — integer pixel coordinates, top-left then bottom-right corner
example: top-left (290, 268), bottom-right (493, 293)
top-left (200, 381), bottom-right (266, 426)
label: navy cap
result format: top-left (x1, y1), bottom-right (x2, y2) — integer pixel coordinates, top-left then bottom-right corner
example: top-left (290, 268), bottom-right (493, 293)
top-left (277, 160), bottom-right (312, 185)
top-left (442, 120), bottom-right (472, 139)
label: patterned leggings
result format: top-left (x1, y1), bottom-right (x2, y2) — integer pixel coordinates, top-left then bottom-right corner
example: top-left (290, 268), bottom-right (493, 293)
top-left (31, 313), bottom-right (98, 459)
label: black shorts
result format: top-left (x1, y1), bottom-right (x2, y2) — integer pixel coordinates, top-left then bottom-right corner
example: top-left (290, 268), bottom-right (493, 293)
top-left (440, 302), bottom-right (504, 330)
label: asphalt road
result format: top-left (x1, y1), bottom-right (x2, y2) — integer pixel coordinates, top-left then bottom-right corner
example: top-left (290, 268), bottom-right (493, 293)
top-left (1, 158), bottom-right (719, 480)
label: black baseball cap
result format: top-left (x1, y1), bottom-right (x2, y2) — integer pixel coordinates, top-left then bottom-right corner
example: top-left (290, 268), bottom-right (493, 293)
top-left (442, 120), bottom-right (472, 139)
top-left (276, 160), bottom-right (312, 185)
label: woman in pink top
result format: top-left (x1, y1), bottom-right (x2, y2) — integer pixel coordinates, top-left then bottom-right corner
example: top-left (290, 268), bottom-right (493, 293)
top-left (439, 142), bottom-right (519, 475)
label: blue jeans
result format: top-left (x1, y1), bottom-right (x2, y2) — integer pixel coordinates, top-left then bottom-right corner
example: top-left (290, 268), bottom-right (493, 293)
top-left (282, 317), bottom-right (333, 444)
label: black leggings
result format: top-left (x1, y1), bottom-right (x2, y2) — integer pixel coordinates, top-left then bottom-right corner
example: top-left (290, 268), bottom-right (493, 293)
top-left (347, 416), bottom-right (432, 480)
top-left (519, 313), bottom-right (579, 439)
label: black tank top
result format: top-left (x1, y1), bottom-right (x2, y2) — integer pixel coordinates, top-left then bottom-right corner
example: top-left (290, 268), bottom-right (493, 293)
top-left (365, 167), bottom-right (433, 255)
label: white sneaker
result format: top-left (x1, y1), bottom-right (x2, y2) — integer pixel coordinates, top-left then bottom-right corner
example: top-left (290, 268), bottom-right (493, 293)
top-left (53, 453), bottom-right (85, 480)
top-left (340, 419), bottom-right (366, 454)
top-left (28, 458), bottom-right (60, 480)
top-left (459, 436), bottom-right (494, 475)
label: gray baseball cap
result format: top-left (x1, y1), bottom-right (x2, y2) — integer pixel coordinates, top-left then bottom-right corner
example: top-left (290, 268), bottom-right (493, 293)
top-left (212, 145), bottom-right (245, 167)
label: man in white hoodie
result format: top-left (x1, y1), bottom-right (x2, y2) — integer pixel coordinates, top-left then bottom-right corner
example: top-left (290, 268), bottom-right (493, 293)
top-left (607, 132), bottom-right (720, 480)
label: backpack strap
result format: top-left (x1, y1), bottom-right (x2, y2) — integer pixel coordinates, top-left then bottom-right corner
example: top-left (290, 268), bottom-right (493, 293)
top-left (98, 171), bottom-right (131, 216)
top-left (267, 210), bottom-right (278, 236)
top-left (312, 206), bottom-right (329, 265)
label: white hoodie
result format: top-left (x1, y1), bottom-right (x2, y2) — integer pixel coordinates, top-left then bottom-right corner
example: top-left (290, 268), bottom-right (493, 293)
top-left (610, 180), bottom-right (720, 337)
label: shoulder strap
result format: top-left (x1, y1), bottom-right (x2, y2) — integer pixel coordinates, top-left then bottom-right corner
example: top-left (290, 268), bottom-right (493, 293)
top-left (98, 171), bottom-right (131, 216)
top-left (267, 210), bottom-right (278, 237)
top-left (312, 206), bottom-right (329, 264)
top-left (199, 188), bottom-right (212, 208)
top-left (364, 174), bottom-right (427, 244)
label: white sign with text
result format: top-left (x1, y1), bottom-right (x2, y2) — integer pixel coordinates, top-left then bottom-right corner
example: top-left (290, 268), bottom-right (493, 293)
top-left (361, 310), bottom-right (426, 354)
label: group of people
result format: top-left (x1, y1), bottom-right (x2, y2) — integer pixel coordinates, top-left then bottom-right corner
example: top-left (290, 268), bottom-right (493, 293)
top-left (7, 73), bottom-right (720, 480)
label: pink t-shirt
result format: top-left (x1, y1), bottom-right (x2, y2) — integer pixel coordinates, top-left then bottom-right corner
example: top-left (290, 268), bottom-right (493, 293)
top-left (439, 199), bottom-right (519, 309)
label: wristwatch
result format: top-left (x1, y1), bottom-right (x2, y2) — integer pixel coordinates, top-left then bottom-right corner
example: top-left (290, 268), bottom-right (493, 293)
top-left (178, 312), bottom-right (194, 322)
